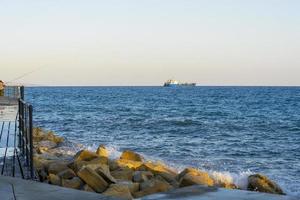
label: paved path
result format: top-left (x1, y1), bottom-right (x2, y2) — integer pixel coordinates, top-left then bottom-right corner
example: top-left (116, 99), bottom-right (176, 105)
top-left (0, 176), bottom-right (117, 200)
top-left (143, 185), bottom-right (298, 200)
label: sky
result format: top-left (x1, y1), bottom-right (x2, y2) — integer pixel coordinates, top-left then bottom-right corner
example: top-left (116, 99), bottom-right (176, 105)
top-left (0, 0), bottom-right (299, 86)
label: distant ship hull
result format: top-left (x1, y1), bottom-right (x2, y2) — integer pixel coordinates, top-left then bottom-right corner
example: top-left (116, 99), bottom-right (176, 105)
top-left (164, 83), bottom-right (196, 87)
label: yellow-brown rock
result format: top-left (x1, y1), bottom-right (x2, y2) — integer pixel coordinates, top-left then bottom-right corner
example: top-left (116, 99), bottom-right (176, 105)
top-left (120, 150), bottom-right (143, 162)
top-left (134, 178), bottom-right (172, 198)
top-left (47, 161), bottom-right (69, 175)
top-left (96, 145), bottom-right (109, 158)
top-left (133, 171), bottom-right (154, 183)
top-left (95, 164), bottom-right (116, 183)
top-left (116, 159), bottom-right (143, 170)
top-left (57, 168), bottom-right (76, 179)
top-left (33, 156), bottom-right (51, 171)
top-left (176, 167), bottom-right (200, 181)
top-left (74, 150), bottom-right (99, 162)
top-left (111, 168), bottom-right (134, 181)
top-left (62, 177), bottom-right (83, 189)
top-left (248, 174), bottom-right (285, 195)
top-left (77, 166), bottom-right (108, 193)
top-left (179, 170), bottom-right (214, 187)
top-left (48, 174), bottom-right (61, 186)
top-left (103, 184), bottom-right (133, 200)
top-left (69, 157), bottom-right (108, 172)
top-left (117, 181), bottom-right (139, 194)
top-left (137, 162), bottom-right (177, 176)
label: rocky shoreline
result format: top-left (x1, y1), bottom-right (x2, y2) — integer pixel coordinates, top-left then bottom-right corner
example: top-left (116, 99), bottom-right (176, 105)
top-left (33, 127), bottom-right (285, 200)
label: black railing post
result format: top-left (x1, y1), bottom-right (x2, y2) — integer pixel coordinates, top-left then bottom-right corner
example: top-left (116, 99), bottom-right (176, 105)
top-left (20, 86), bottom-right (24, 100)
top-left (28, 105), bottom-right (34, 179)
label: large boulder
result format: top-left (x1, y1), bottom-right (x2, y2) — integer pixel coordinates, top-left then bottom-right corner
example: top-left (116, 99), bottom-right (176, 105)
top-left (103, 184), bottom-right (133, 200)
top-left (178, 168), bottom-right (214, 187)
top-left (137, 162), bottom-right (177, 176)
top-left (73, 150), bottom-right (99, 162)
top-left (116, 159), bottom-right (143, 170)
top-left (111, 168), bottom-right (134, 181)
top-left (69, 157), bottom-right (108, 172)
top-left (133, 171), bottom-right (154, 183)
top-left (57, 168), bottom-right (76, 179)
top-left (47, 161), bottom-right (69, 175)
top-left (117, 181), bottom-right (140, 194)
top-left (248, 174), bottom-right (285, 195)
top-left (38, 140), bottom-right (57, 149)
top-left (62, 177), bottom-right (83, 189)
top-left (83, 184), bottom-right (95, 192)
top-left (120, 150), bottom-right (143, 162)
top-left (95, 164), bottom-right (116, 184)
top-left (134, 178), bottom-right (172, 198)
top-left (48, 174), bottom-right (61, 186)
top-left (77, 166), bottom-right (109, 193)
top-left (96, 145), bottom-right (109, 158)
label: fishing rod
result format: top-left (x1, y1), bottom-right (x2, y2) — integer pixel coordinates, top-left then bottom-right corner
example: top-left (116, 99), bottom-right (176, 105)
top-left (5, 66), bottom-right (46, 85)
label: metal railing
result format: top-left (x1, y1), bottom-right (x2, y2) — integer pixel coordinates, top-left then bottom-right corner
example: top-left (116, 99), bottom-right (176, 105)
top-left (18, 98), bottom-right (34, 179)
top-left (4, 86), bottom-right (24, 99)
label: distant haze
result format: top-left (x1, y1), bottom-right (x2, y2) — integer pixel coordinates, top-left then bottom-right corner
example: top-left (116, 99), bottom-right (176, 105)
top-left (1, 0), bottom-right (299, 86)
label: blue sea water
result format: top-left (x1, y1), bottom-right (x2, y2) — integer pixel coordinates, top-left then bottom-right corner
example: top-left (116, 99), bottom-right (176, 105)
top-left (26, 86), bottom-right (300, 196)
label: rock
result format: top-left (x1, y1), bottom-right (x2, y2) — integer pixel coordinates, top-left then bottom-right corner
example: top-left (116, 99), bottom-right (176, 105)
top-left (69, 157), bottom-right (108, 172)
top-left (248, 174), bottom-right (285, 195)
top-left (36, 146), bottom-right (49, 154)
top-left (120, 150), bottom-right (143, 162)
top-left (103, 184), bottom-right (133, 200)
top-left (179, 171), bottom-right (214, 187)
top-left (96, 145), bottom-right (109, 158)
top-left (134, 178), bottom-right (172, 198)
top-left (137, 162), bottom-right (177, 176)
top-left (38, 140), bottom-right (57, 149)
top-left (33, 128), bottom-right (64, 144)
top-left (48, 174), bottom-right (61, 186)
top-left (33, 156), bottom-right (51, 171)
top-left (74, 150), bottom-right (99, 162)
top-left (116, 159), bottom-right (143, 170)
top-left (47, 161), bottom-right (69, 175)
top-left (133, 171), bottom-right (154, 183)
top-left (83, 184), bottom-right (95, 192)
top-left (177, 167), bottom-right (199, 181)
top-left (156, 172), bottom-right (179, 188)
top-left (77, 166), bottom-right (109, 193)
top-left (95, 164), bottom-right (116, 184)
top-left (117, 181), bottom-right (139, 194)
top-left (215, 180), bottom-right (237, 189)
top-left (37, 169), bottom-right (48, 182)
top-left (62, 177), bottom-right (83, 189)
top-left (111, 168), bottom-right (134, 181)
top-left (44, 131), bottom-right (64, 144)
top-left (57, 168), bottom-right (76, 179)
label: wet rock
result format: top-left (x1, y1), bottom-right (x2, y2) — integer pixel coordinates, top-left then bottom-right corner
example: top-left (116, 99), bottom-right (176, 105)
top-left (38, 140), bottom-right (57, 149)
top-left (33, 156), bottom-right (51, 171)
top-left (36, 146), bottom-right (49, 154)
top-left (134, 178), bottom-right (172, 198)
top-left (133, 171), bottom-right (154, 183)
top-left (178, 168), bottom-right (214, 187)
top-left (111, 168), bottom-right (134, 181)
top-left (96, 145), bottom-right (108, 158)
top-left (103, 184), bottom-right (133, 200)
top-left (74, 150), bottom-right (99, 162)
top-left (77, 166), bottom-right (109, 193)
top-left (47, 161), bottom-right (69, 175)
top-left (156, 172), bottom-right (179, 188)
top-left (120, 150), bottom-right (143, 162)
top-left (33, 128), bottom-right (64, 144)
top-left (248, 174), bottom-right (285, 195)
top-left (48, 174), bottom-right (61, 186)
top-left (57, 168), bottom-right (76, 179)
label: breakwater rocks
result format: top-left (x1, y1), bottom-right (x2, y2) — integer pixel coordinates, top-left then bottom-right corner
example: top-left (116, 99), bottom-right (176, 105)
top-left (32, 128), bottom-right (285, 199)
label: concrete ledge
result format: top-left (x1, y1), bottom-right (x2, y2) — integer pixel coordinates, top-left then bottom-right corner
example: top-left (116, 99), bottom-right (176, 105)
top-left (141, 185), bottom-right (298, 200)
top-left (0, 176), bottom-right (118, 200)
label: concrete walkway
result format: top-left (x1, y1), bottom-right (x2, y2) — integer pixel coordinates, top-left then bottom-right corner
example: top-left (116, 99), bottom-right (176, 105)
top-left (0, 176), bottom-right (117, 200)
top-left (142, 185), bottom-right (298, 200)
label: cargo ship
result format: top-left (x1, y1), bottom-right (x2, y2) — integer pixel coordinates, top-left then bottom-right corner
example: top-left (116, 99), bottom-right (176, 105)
top-left (163, 79), bottom-right (196, 87)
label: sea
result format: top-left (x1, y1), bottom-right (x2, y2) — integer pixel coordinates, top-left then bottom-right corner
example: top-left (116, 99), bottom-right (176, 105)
top-left (26, 86), bottom-right (300, 196)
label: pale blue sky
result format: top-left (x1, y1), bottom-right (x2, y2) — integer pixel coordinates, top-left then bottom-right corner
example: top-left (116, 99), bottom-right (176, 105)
top-left (0, 0), bottom-right (299, 86)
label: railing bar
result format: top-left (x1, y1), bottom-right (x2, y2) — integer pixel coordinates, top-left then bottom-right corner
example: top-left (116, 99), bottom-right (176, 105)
top-left (12, 119), bottom-right (17, 177)
top-left (15, 149), bottom-right (24, 179)
top-left (0, 122), bottom-right (4, 142)
top-left (1, 122), bottom-right (11, 175)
